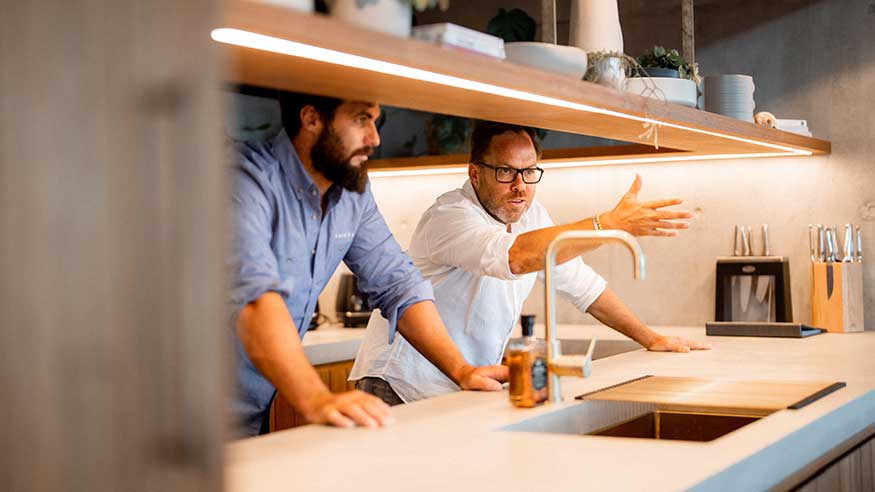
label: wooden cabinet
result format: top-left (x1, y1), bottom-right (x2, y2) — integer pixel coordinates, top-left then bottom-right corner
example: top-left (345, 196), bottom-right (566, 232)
top-left (269, 360), bottom-right (357, 432)
top-left (791, 432), bottom-right (875, 492)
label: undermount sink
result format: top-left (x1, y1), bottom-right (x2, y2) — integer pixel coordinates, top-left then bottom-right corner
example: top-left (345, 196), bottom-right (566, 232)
top-left (590, 410), bottom-right (761, 442)
top-left (502, 399), bottom-right (768, 443)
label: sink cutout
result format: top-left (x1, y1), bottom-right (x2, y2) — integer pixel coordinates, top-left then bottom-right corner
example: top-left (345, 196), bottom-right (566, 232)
top-left (502, 400), bottom-right (769, 442)
top-left (589, 410), bottom-right (761, 442)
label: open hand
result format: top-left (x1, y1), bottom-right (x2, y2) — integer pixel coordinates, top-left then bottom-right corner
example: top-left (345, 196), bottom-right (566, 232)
top-left (301, 389), bottom-right (395, 428)
top-left (456, 364), bottom-right (509, 391)
top-left (646, 335), bottom-right (712, 353)
top-left (602, 175), bottom-right (693, 236)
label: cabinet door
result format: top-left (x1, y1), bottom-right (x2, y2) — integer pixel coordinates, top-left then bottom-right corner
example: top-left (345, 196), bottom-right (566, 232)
top-left (793, 434), bottom-right (875, 491)
top-left (269, 360), bottom-right (356, 432)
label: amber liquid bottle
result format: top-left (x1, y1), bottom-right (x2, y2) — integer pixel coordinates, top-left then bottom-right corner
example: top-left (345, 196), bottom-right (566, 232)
top-left (508, 314), bottom-right (548, 408)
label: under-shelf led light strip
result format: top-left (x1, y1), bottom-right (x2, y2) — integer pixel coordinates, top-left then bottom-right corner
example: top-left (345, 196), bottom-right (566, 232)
top-left (367, 152), bottom-right (798, 178)
top-left (211, 28), bottom-right (813, 177)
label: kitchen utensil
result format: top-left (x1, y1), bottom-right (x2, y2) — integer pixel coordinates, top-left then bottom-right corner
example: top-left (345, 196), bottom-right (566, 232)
top-left (856, 226), bottom-right (863, 262)
top-left (842, 224), bottom-right (854, 262)
top-left (808, 224), bottom-right (817, 264)
top-left (817, 224), bottom-right (825, 262)
top-left (739, 226), bottom-right (753, 313)
top-left (732, 225), bottom-right (741, 287)
top-left (755, 224), bottom-right (771, 303)
top-left (824, 228), bottom-right (835, 299)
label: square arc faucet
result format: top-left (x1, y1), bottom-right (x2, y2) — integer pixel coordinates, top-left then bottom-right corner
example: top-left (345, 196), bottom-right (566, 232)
top-left (544, 230), bottom-right (646, 403)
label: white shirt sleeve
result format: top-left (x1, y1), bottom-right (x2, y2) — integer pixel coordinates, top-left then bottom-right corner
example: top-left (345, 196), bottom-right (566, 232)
top-left (421, 200), bottom-right (520, 280)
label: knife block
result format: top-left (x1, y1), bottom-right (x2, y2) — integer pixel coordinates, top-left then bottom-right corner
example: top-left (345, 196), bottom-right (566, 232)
top-left (715, 256), bottom-right (792, 322)
top-left (811, 262), bottom-right (864, 333)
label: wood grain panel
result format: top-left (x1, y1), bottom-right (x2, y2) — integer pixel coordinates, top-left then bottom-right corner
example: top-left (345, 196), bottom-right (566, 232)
top-left (270, 360), bottom-right (356, 432)
top-left (1, 1), bottom-right (226, 490)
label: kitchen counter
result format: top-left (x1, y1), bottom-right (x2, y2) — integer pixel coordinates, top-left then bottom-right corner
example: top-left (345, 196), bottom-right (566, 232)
top-left (231, 326), bottom-right (875, 491)
top-left (301, 323), bottom-right (366, 365)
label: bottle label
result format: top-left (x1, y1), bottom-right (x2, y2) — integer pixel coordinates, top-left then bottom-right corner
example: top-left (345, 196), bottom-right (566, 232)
top-left (532, 358), bottom-right (547, 390)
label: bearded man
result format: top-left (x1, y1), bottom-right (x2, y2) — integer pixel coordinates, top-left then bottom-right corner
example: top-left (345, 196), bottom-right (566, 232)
top-left (229, 94), bottom-right (507, 437)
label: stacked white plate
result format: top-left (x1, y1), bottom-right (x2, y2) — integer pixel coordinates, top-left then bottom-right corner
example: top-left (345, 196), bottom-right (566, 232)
top-left (704, 75), bottom-right (755, 122)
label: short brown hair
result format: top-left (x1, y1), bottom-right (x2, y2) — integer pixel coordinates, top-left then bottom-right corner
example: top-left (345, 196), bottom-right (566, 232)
top-left (469, 121), bottom-right (542, 164)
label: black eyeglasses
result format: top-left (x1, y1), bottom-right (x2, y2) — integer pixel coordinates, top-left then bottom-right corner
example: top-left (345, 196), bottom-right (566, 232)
top-left (474, 162), bottom-right (544, 184)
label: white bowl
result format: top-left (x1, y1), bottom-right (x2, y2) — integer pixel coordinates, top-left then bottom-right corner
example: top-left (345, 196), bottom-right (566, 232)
top-left (504, 42), bottom-right (588, 79)
top-left (624, 77), bottom-right (697, 107)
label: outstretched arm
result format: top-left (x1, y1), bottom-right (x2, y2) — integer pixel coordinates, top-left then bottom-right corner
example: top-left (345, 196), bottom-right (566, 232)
top-left (508, 174), bottom-right (692, 274)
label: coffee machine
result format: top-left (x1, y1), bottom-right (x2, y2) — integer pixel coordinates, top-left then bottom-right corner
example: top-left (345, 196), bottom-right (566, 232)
top-left (336, 273), bottom-right (372, 328)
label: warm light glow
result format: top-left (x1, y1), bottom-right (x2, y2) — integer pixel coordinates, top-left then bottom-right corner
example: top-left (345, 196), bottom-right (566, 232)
top-left (211, 28), bottom-right (813, 157)
top-left (366, 152), bottom-right (803, 178)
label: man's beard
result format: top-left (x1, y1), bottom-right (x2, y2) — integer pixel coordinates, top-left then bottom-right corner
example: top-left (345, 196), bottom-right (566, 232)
top-left (310, 127), bottom-right (372, 193)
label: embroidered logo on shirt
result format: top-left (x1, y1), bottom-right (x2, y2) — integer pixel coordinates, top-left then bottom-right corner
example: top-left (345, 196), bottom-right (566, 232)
top-left (334, 232), bottom-right (355, 240)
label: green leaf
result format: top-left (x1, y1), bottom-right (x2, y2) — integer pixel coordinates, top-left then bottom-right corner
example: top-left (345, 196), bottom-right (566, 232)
top-left (487, 8), bottom-right (535, 42)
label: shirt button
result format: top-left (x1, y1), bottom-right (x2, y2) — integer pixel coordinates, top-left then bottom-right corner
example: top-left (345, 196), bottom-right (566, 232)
top-left (312, 214), bottom-right (318, 220)
top-left (310, 189), bottom-right (317, 196)
top-left (297, 188), bottom-right (303, 194)
top-left (311, 249), bottom-right (316, 255)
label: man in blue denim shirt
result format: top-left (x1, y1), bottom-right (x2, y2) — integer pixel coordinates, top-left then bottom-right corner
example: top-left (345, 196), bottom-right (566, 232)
top-left (230, 92), bottom-right (507, 436)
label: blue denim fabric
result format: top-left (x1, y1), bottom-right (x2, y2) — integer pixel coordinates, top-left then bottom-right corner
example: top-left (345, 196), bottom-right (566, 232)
top-left (229, 130), bottom-right (433, 436)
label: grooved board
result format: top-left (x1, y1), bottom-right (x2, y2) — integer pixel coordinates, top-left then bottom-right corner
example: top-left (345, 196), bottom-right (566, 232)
top-left (581, 376), bottom-right (841, 416)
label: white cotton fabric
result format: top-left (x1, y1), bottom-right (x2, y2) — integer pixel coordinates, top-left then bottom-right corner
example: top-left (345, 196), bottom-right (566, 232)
top-left (349, 180), bottom-right (607, 402)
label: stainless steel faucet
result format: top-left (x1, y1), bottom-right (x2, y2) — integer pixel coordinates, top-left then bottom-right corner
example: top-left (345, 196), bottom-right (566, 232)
top-left (544, 230), bottom-right (646, 403)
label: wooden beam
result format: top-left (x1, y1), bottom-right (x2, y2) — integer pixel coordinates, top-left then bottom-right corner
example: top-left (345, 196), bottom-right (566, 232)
top-left (682, 0), bottom-right (695, 63)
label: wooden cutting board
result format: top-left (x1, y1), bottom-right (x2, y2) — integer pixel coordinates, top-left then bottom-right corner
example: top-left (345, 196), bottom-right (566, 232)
top-left (579, 376), bottom-right (843, 416)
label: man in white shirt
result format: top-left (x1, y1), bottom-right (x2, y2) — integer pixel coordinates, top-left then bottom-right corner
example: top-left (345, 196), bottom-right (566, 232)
top-left (350, 122), bottom-right (710, 404)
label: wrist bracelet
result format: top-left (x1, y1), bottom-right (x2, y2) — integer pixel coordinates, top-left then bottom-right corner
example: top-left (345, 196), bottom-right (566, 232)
top-left (593, 214), bottom-right (603, 231)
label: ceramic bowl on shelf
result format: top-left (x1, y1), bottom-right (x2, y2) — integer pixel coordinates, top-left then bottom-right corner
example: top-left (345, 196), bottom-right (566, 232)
top-left (624, 77), bottom-right (697, 107)
top-left (503, 42), bottom-right (588, 79)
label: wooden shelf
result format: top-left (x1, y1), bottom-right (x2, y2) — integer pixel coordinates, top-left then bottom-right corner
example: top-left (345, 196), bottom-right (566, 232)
top-left (216, 3), bottom-right (830, 170)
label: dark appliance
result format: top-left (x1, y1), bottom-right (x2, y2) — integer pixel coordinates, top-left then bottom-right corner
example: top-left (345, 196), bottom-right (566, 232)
top-left (336, 273), bottom-right (372, 328)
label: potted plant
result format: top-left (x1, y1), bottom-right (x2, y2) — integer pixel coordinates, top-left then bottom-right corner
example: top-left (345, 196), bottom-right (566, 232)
top-left (635, 46), bottom-right (700, 82)
top-left (585, 51), bottom-right (635, 91)
top-left (625, 45), bottom-right (700, 107)
top-left (329, 0), bottom-right (448, 38)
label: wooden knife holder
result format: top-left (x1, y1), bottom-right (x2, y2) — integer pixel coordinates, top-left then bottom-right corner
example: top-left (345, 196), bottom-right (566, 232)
top-left (811, 262), bottom-right (864, 333)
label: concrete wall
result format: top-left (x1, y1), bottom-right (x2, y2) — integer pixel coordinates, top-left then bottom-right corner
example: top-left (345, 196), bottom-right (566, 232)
top-left (358, 0), bottom-right (875, 328)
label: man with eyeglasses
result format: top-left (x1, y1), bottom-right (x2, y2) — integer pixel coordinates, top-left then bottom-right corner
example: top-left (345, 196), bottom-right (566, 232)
top-left (350, 121), bottom-right (709, 405)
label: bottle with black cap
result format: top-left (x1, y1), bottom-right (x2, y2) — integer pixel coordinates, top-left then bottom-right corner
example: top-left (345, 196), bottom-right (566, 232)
top-left (507, 314), bottom-right (548, 407)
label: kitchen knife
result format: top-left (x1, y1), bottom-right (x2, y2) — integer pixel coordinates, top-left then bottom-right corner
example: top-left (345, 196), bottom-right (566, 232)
top-left (808, 224), bottom-right (817, 264)
top-left (739, 226), bottom-right (753, 313)
top-left (856, 226), bottom-right (863, 262)
top-left (817, 224), bottom-right (825, 263)
top-left (755, 224), bottom-right (771, 303)
top-left (842, 224), bottom-right (854, 262)
top-left (732, 225), bottom-right (741, 287)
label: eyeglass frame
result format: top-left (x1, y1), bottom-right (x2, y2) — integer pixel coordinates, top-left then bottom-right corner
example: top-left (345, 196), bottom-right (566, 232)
top-left (473, 161), bottom-right (545, 184)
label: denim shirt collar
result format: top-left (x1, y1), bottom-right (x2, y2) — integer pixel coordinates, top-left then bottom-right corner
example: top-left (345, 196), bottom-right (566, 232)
top-left (272, 129), bottom-right (317, 202)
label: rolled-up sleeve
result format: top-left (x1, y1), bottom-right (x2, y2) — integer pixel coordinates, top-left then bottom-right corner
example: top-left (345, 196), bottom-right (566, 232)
top-left (227, 165), bottom-right (291, 318)
top-left (343, 186), bottom-right (434, 343)
top-left (423, 202), bottom-right (520, 280)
